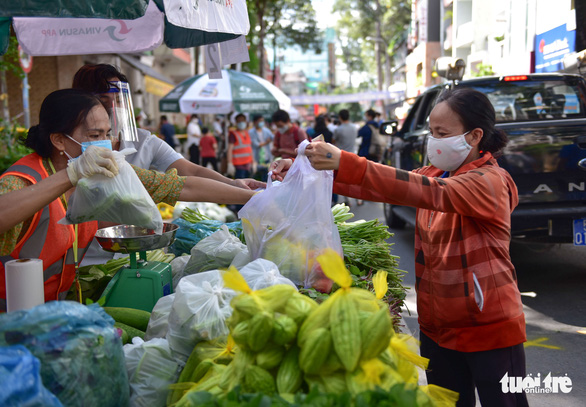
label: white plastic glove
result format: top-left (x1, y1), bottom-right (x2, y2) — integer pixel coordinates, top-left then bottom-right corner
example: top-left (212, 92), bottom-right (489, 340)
top-left (226, 163), bottom-right (236, 177)
top-left (66, 145), bottom-right (119, 186)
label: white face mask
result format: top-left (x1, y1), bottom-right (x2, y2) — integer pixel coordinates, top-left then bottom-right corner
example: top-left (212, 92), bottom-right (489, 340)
top-left (426, 131), bottom-right (472, 171)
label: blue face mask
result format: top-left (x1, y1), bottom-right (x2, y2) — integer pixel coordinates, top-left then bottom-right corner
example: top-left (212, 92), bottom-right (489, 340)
top-left (257, 121), bottom-right (265, 128)
top-left (237, 122), bottom-right (247, 130)
top-left (64, 135), bottom-right (112, 161)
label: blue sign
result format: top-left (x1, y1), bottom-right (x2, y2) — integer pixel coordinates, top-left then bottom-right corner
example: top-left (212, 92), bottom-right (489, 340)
top-left (573, 219), bottom-right (586, 246)
top-left (534, 24), bottom-right (575, 73)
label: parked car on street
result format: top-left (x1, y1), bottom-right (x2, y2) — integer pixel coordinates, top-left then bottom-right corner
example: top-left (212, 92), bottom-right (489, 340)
top-left (381, 72), bottom-right (586, 244)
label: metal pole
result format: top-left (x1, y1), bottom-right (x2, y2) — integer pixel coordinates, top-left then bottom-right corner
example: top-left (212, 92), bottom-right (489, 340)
top-left (22, 72), bottom-right (30, 129)
top-left (0, 68), bottom-right (9, 122)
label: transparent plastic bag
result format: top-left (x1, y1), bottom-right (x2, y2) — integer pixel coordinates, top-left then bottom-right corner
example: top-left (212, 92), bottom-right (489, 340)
top-left (123, 337), bottom-right (180, 407)
top-left (238, 258), bottom-right (297, 290)
top-left (145, 293), bottom-right (176, 341)
top-left (62, 149), bottom-right (163, 233)
top-left (183, 225), bottom-right (246, 275)
top-left (166, 270), bottom-right (236, 364)
top-left (0, 345), bottom-right (63, 407)
top-left (238, 140), bottom-right (343, 290)
top-left (0, 301), bottom-right (129, 407)
top-left (170, 255), bottom-right (190, 290)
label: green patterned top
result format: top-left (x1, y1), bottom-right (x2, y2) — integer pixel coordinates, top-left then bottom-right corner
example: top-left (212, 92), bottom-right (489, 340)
top-left (0, 158), bottom-right (185, 255)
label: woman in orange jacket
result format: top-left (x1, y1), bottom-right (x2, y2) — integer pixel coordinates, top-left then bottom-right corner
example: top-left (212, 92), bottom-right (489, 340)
top-left (271, 88), bottom-right (528, 407)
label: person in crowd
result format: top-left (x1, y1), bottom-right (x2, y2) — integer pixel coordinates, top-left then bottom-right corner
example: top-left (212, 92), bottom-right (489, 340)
top-left (0, 89), bottom-right (255, 311)
top-left (227, 113), bottom-right (254, 179)
top-left (159, 115), bottom-right (176, 150)
top-left (305, 120), bottom-right (316, 139)
top-left (72, 64), bottom-right (262, 191)
top-left (199, 127), bottom-right (218, 171)
top-left (271, 109), bottom-right (310, 159)
top-left (314, 115), bottom-right (333, 143)
top-left (185, 114), bottom-right (202, 165)
top-left (248, 114), bottom-right (274, 167)
top-left (357, 108), bottom-right (381, 162)
top-left (333, 109), bottom-right (358, 206)
top-left (326, 114), bottom-right (337, 133)
top-left (333, 109), bottom-right (358, 153)
top-left (270, 88), bottom-right (528, 407)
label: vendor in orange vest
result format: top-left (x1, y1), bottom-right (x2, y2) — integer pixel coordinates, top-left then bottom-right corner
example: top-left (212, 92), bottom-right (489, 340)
top-left (226, 113), bottom-right (254, 179)
top-left (0, 90), bottom-right (256, 311)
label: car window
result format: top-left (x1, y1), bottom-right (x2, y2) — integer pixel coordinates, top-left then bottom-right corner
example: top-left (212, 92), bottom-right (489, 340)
top-left (462, 79), bottom-right (586, 122)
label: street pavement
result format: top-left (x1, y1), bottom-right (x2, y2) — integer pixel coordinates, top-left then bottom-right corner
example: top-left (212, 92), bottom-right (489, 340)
top-left (348, 199), bottom-right (586, 407)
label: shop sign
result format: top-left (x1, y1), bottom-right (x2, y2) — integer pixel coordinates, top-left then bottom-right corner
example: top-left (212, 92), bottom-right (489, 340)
top-left (535, 24), bottom-right (575, 73)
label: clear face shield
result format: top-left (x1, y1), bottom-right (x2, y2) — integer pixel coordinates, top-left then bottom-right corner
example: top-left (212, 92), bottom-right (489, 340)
top-left (104, 81), bottom-right (138, 143)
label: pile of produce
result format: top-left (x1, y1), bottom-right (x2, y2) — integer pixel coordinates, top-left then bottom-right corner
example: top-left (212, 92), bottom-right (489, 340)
top-left (102, 306), bottom-right (151, 344)
top-left (165, 250), bottom-right (457, 407)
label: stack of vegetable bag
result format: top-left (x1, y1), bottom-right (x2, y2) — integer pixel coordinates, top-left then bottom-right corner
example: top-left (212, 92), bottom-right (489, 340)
top-left (166, 250), bottom-right (458, 407)
top-left (170, 208), bottom-right (243, 257)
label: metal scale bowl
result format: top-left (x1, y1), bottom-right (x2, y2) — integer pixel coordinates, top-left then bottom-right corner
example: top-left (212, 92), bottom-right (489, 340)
top-left (96, 223), bottom-right (178, 312)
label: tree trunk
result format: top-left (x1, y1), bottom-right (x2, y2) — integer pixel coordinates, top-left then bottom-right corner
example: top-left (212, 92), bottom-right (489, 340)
top-left (257, 5), bottom-right (267, 79)
top-left (375, 0), bottom-right (383, 92)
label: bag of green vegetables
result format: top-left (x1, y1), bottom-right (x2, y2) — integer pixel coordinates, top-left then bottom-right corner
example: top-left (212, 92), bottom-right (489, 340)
top-left (60, 148), bottom-right (163, 233)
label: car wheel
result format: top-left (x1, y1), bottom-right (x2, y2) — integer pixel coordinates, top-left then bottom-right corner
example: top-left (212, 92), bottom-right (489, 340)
top-left (384, 203), bottom-right (406, 229)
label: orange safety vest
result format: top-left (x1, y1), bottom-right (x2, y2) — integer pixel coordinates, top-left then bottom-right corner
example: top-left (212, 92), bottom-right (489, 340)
top-left (0, 153), bottom-right (97, 311)
top-left (230, 130), bottom-right (253, 166)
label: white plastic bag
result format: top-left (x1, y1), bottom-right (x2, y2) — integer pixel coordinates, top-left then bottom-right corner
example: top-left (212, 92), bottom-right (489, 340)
top-left (62, 149), bottom-right (163, 233)
top-left (238, 140), bottom-right (343, 291)
top-left (230, 247), bottom-right (251, 269)
top-left (145, 293), bottom-right (175, 341)
top-left (170, 255), bottom-right (190, 290)
top-left (166, 270), bottom-right (236, 363)
top-left (239, 258), bottom-right (297, 290)
top-left (183, 225), bottom-right (246, 275)
top-left (124, 337), bottom-right (180, 407)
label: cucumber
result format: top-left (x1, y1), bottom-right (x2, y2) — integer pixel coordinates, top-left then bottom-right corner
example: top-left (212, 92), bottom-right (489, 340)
top-left (114, 322), bottom-right (145, 341)
top-left (103, 307), bottom-right (151, 331)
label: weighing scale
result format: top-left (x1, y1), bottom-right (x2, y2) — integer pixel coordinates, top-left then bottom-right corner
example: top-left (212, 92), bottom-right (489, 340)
top-left (95, 223), bottom-right (178, 312)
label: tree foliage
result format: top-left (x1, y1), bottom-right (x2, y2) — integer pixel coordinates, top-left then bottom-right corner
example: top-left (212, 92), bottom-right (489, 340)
top-left (245, 0), bottom-right (322, 79)
top-left (333, 0), bottom-right (411, 88)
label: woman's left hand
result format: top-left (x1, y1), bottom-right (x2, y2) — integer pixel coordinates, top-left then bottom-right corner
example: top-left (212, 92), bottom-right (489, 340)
top-left (305, 142), bottom-right (341, 170)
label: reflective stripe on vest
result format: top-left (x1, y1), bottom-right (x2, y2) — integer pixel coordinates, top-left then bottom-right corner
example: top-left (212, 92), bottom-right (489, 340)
top-left (231, 130), bottom-right (253, 165)
top-left (0, 154), bottom-right (97, 310)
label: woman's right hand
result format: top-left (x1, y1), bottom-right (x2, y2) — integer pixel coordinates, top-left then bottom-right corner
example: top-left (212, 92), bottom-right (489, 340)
top-left (269, 159), bottom-right (293, 181)
top-left (66, 145), bottom-right (119, 186)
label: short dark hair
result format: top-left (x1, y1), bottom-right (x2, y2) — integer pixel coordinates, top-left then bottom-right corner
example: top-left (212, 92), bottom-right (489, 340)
top-left (235, 113), bottom-right (246, 121)
top-left (271, 109), bottom-right (290, 123)
top-left (161, 115), bottom-right (168, 121)
top-left (252, 114), bottom-right (263, 122)
top-left (339, 109), bottom-right (350, 121)
top-left (436, 87), bottom-right (508, 157)
top-left (365, 109), bottom-right (376, 119)
top-left (72, 64), bottom-right (128, 94)
top-left (201, 126), bottom-right (209, 134)
top-left (23, 89), bottom-right (103, 158)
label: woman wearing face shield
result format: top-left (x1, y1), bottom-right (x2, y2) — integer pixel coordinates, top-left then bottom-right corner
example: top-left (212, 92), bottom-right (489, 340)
top-left (0, 89), bottom-right (255, 311)
top-left (72, 64), bottom-right (264, 190)
top-left (270, 88), bottom-right (528, 407)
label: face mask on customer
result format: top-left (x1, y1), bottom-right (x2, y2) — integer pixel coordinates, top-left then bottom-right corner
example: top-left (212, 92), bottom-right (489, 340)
top-left (237, 122), bottom-right (247, 130)
top-left (278, 124), bottom-right (289, 134)
top-left (64, 135), bottom-right (112, 161)
top-left (256, 121), bottom-right (265, 128)
top-left (426, 131), bottom-right (471, 171)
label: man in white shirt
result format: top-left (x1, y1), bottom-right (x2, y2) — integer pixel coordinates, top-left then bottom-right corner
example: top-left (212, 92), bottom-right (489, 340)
top-left (248, 114), bottom-right (274, 165)
top-left (186, 114), bottom-right (202, 165)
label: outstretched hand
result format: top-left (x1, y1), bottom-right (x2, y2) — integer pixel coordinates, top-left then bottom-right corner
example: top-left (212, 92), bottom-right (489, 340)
top-left (66, 145), bottom-right (119, 186)
top-left (269, 159), bottom-right (293, 181)
top-left (304, 141), bottom-right (341, 171)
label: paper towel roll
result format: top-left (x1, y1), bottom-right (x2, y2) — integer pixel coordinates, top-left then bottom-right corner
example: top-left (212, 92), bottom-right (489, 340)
top-left (5, 258), bottom-right (45, 312)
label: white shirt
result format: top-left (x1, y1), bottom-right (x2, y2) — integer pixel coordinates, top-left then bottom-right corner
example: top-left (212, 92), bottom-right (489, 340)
top-left (81, 128), bottom-right (183, 266)
top-left (120, 128), bottom-right (183, 171)
top-left (186, 121), bottom-right (202, 148)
